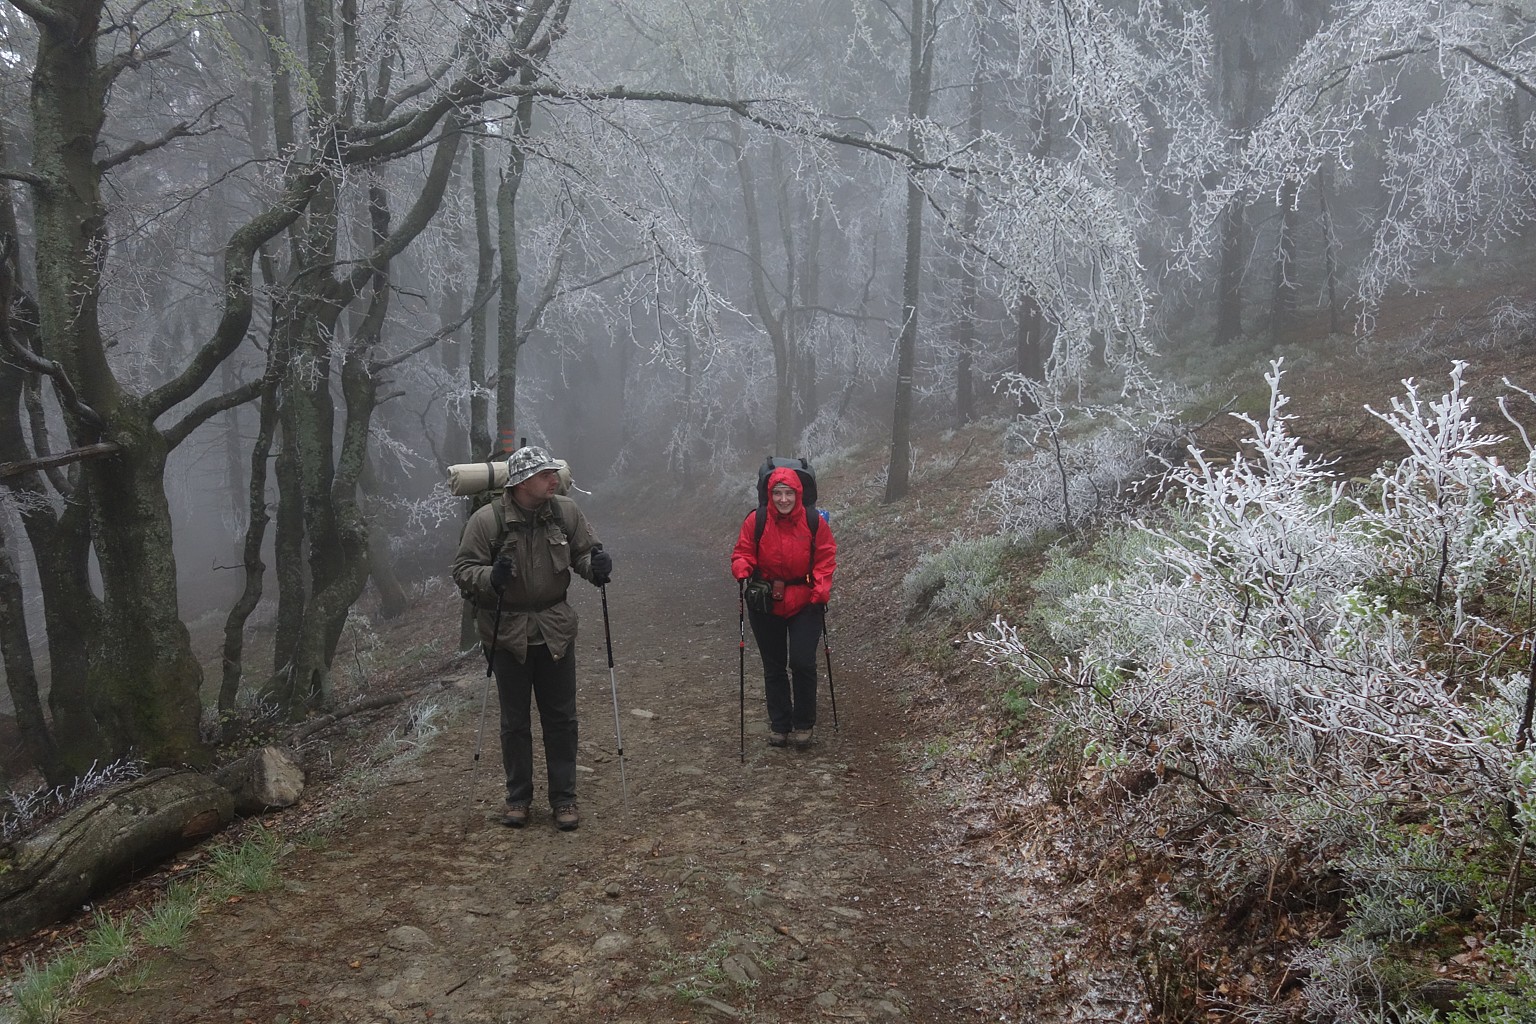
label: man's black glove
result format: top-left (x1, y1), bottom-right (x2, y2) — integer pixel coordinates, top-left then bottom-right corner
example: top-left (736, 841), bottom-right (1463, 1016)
top-left (490, 554), bottom-right (517, 593)
top-left (589, 545), bottom-right (613, 587)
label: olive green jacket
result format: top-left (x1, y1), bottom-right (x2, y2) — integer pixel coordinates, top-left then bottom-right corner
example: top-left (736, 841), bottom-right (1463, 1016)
top-left (451, 492), bottom-right (602, 662)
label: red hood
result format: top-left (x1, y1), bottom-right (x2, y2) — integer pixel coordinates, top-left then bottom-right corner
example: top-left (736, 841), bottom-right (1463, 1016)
top-left (766, 466), bottom-right (805, 515)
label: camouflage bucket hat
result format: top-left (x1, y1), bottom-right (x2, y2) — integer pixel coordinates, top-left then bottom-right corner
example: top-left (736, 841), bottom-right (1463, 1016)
top-left (505, 445), bottom-right (561, 489)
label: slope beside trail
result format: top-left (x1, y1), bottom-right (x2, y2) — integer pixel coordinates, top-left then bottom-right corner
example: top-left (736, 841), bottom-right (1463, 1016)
top-left (79, 513), bottom-right (1000, 1024)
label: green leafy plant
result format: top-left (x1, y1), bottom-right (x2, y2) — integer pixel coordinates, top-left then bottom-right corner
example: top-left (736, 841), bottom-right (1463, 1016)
top-left (1441, 926), bottom-right (1536, 1023)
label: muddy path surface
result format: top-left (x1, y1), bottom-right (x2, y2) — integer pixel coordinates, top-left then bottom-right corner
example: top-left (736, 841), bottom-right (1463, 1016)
top-left (84, 515), bottom-right (998, 1024)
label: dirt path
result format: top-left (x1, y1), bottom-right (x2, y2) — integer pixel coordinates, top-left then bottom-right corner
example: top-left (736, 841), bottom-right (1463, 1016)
top-left (83, 516), bottom-right (996, 1023)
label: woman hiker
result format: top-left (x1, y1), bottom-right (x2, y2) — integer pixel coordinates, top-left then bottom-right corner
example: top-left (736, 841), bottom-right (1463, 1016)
top-left (731, 466), bottom-right (837, 749)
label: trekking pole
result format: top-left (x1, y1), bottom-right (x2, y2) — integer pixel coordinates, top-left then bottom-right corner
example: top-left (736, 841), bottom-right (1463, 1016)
top-left (474, 590), bottom-right (504, 765)
top-left (822, 605), bottom-right (838, 733)
top-left (738, 580), bottom-right (747, 763)
top-left (597, 561), bottom-right (630, 808)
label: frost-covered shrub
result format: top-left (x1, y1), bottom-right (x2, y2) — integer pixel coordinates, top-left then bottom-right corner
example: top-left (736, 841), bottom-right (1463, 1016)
top-left (338, 608), bottom-right (383, 690)
top-left (369, 700), bottom-right (445, 766)
top-left (2, 758), bottom-right (144, 842)
top-left (1030, 524), bottom-right (1175, 633)
top-left (980, 377), bottom-right (1187, 543)
top-left (1288, 937), bottom-right (1391, 1024)
top-left (974, 361), bottom-right (1536, 1021)
top-left (902, 534), bottom-right (1012, 621)
top-left (980, 424), bottom-right (1150, 540)
top-left (1341, 828), bottom-right (1483, 943)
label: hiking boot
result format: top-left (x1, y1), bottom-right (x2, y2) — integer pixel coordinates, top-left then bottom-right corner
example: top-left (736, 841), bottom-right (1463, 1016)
top-left (791, 729), bottom-right (814, 750)
top-left (553, 803), bottom-right (581, 831)
top-left (500, 801), bottom-right (530, 828)
top-left (767, 732), bottom-right (788, 747)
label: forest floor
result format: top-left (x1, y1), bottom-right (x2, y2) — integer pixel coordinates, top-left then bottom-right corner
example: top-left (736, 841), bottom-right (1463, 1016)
top-left (6, 274), bottom-right (1536, 1024)
top-left (11, 503), bottom-right (1035, 1024)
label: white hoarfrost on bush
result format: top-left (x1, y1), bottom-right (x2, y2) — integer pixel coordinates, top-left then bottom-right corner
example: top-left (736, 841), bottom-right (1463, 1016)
top-left (902, 534), bottom-right (1013, 621)
top-left (980, 372), bottom-right (1188, 542)
top-left (973, 360), bottom-right (1536, 1020)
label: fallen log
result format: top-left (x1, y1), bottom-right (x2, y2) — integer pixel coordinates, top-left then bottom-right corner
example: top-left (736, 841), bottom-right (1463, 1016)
top-left (215, 745), bottom-right (305, 817)
top-left (0, 686), bottom-right (440, 941)
top-left (0, 769), bottom-right (234, 941)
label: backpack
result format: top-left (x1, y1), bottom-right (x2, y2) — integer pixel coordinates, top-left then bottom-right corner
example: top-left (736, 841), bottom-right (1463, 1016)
top-left (756, 455), bottom-right (817, 507)
top-left (751, 455), bottom-right (827, 582)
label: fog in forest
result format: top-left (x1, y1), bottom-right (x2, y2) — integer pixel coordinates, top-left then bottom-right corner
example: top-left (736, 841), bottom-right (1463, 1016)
top-left (3, 0), bottom-right (1535, 778)
top-left (9, 4), bottom-right (1536, 1020)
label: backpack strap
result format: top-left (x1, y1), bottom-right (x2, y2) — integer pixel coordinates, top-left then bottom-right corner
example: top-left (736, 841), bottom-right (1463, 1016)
top-left (488, 497), bottom-right (575, 560)
top-left (752, 506), bottom-right (820, 585)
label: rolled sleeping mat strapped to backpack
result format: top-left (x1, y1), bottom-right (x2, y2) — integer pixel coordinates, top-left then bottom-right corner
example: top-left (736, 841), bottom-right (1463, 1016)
top-left (447, 459), bottom-right (573, 496)
top-left (447, 460), bottom-right (508, 495)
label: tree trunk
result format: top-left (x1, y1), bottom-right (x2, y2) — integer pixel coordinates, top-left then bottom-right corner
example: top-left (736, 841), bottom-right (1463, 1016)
top-left (1214, 195), bottom-right (1246, 345)
top-left (470, 139), bottom-right (496, 461)
top-left (1318, 163), bottom-right (1340, 335)
top-left (220, 327), bottom-right (289, 714)
top-left (28, 1), bottom-right (207, 767)
top-left (2, 152), bottom-right (102, 783)
top-left (0, 236), bottom-right (66, 784)
top-left (496, 85), bottom-right (536, 441)
top-left (1013, 295), bottom-right (1047, 415)
top-left (362, 458), bottom-right (409, 621)
top-left (885, 173), bottom-right (922, 503)
top-left (954, 189), bottom-right (981, 428)
top-left (1269, 177), bottom-right (1300, 346)
top-left (83, 414), bottom-right (208, 764)
top-left (732, 125), bottom-right (795, 455)
top-left (269, 304), bottom-right (344, 711)
top-left (0, 516), bottom-right (62, 784)
top-left (885, 0), bottom-right (935, 504)
top-left (440, 205), bottom-right (469, 468)
top-left (270, 101), bottom-right (467, 712)
top-left (462, 140), bottom-right (497, 651)
top-left (269, 347), bottom-right (308, 705)
top-left (954, 41), bottom-right (986, 428)
top-left (797, 208), bottom-right (823, 434)
top-left (5, 363), bottom-right (105, 775)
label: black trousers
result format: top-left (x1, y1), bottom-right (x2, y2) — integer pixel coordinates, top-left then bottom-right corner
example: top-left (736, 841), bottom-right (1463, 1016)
top-left (492, 644), bottom-right (578, 807)
top-left (748, 605), bottom-right (822, 733)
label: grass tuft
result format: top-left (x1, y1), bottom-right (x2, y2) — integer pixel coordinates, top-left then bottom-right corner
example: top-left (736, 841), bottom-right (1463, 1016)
top-left (138, 881), bottom-right (200, 951)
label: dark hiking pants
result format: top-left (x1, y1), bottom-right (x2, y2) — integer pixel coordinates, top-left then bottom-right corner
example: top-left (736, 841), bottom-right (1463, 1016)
top-left (493, 644), bottom-right (578, 807)
top-left (748, 605), bottom-right (821, 733)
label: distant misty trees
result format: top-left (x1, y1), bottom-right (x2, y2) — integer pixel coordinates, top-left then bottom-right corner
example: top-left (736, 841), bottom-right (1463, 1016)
top-left (3, 0), bottom-right (1536, 784)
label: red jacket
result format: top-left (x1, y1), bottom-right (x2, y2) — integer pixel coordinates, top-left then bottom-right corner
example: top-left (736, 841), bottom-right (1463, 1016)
top-left (731, 467), bottom-right (836, 617)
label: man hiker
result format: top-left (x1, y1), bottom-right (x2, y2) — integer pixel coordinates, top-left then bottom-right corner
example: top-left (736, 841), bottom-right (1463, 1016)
top-left (452, 445), bottom-right (614, 830)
